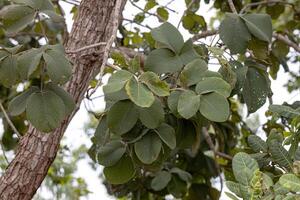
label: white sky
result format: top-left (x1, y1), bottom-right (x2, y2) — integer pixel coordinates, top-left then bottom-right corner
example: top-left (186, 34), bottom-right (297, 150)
top-left (0, 0), bottom-right (299, 200)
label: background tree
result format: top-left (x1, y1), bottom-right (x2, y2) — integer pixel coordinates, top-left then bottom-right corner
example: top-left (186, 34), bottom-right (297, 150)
top-left (0, 0), bottom-right (299, 199)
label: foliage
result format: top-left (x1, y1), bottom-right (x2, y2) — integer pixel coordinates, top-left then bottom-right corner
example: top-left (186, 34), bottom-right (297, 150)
top-left (0, 0), bottom-right (299, 199)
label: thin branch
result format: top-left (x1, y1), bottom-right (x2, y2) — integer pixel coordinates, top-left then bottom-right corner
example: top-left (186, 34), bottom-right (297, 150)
top-left (123, 18), bottom-right (152, 30)
top-left (128, 0), bottom-right (164, 21)
top-left (240, 0), bottom-right (294, 14)
top-left (273, 33), bottom-right (300, 53)
top-left (66, 42), bottom-right (107, 54)
top-left (90, 0), bottom-right (123, 96)
top-left (0, 102), bottom-right (21, 139)
top-left (227, 0), bottom-right (238, 14)
top-left (177, 0), bottom-right (195, 28)
top-left (0, 141), bottom-right (9, 166)
top-left (191, 30), bottom-right (218, 41)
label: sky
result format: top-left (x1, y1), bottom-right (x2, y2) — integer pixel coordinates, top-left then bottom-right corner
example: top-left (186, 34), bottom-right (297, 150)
top-left (0, 0), bottom-right (299, 200)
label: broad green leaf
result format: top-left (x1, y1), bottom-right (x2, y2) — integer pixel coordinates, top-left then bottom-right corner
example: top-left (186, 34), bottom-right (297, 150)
top-left (242, 67), bottom-right (270, 113)
top-left (179, 58), bottom-right (208, 86)
top-left (107, 101), bottom-right (138, 135)
top-left (226, 181), bottom-right (242, 197)
top-left (219, 13), bottom-right (251, 54)
top-left (170, 167), bottom-right (192, 182)
top-left (139, 71), bottom-right (170, 96)
top-left (134, 132), bottom-right (162, 164)
top-left (43, 49), bottom-right (72, 84)
top-left (42, 10), bottom-right (64, 22)
top-left (138, 99), bottom-right (164, 129)
top-left (97, 140), bottom-right (126, 167)
top-left (177, 90), bottom-right (200, 119)
top-left (151, 22), bottom-right (184, 54)
top-left (156, 7), bottom-right (169, 21)
top-left (167, 176), bottom-right (187, 198)
top-left (151, 171), bottom-right (172, 191)
top-left (195, 77), bottom-right (231, 97)
top-left (94, 116), bottom-right (109, 145)
top-left (103, 155), bottom-right (135, 185)
top-left (230, 61), bottom-right (248, 94)
top-left (179, 39), bottom-right (201, 65)
top-left (248, 38), bottom-right (269, 60)
top-left (8, 86), bottom-right (39, 116)
top-left (232, 152), bottom-right (259, 186)
top-left (262, 173), bottom-right (273, 190)
top-left (0, 55), bottom-right (19, 87)
top-left (156, 123), bottom-right (176, 149)
top-left (269, 105), bottom-right (300, 119)
top-left (269, 140), bottom-right (292, 169)
top-left (199, 92), bottom-right (230, 122)
top-left (103, 70), bottom-right (133, 94)
top-left (17, 48), bottom-right (42, 78)
top-left (248, 135), bottom-right (268, 153)
top-left (0, 5), bottom-right (35, 34)
top-left (242, 14), bottom-right (272, 43)
top-left (144, 48), bottom-right (182, 74)
top-left (45, 83), bottom-right (75, 115)
top-left (26, 91), bottom-right (66, 132)
top-left (12, 0), bottom-right (54, 11)
top-left (125, 78), bottom-right (155, 108)
top-left (225, 192), bottom-right (240, 200)
top-left (218, 64), bottom-right (237, 89)
top-left (279, 174), bottom-right (300, 192)
top-left (167, 91), bottom-right (182, 115)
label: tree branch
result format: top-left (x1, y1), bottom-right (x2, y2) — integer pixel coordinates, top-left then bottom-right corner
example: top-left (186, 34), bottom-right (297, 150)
top-left (192, 30), bottom-right (218, 41)
top-left (0, 102), bottom-right (21, 139)
top-left (273, 33), bottom-right (300, 53)
top-left (66, 42), bottom-right (107, 54)
top-left (239, 0), bottom-right (294, 14)
top-left (227, 0), bottom-right (238, 14)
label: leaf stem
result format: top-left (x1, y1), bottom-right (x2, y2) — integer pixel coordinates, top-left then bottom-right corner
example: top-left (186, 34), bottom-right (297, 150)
top-left (0, 102), bottom-right (22, 139)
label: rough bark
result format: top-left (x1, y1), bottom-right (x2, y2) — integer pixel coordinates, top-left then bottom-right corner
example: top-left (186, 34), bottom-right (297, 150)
top-left (0, 0), bottom-right (126, 199)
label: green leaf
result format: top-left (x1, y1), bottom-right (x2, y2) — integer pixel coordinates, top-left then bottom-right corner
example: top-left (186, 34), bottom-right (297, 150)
top-left (144, 0), bottom-right (157, 11)
top-left (179, 59), bottom-right (208, 86)
top-left (12, 0), bottom-right (55, 11)
top-left (167, 176), bottom-right (187, 198)
top-left (248, 135), bottom-right (268, 153)
top-left (242, 14), bottom-right (272, 43)
top-left (17, 48), bottom-right (43, 79)
top-left (107, 101), bottom-right (138, 135)
top-left (151, 22), bottom-right (184, 54)
top-left (103, 155), bottom-right (135, 185)
top-left (156, 7), bottom-right (169, 21)
top-left (134, 132), bottom-right (162, 164)
top-left (103, 70), bottom-right (133, 94)
top-left (167, 91), bottom-right (182, 115)
top-left (248, 38), bottom-right (269, 60)
top-left (151, 171), bottom-right (172, 191)
top-left (94, 116), bottom-right (109, 145)
top-left (230, 61), bottom-right (248, 94)
top-left (44, 83), bottom-right (75, 115)
top-left (0, 5), bottom-right (35, 34)
top-left (138, 99), bottom-right (164, 129)
top-left (268, 140), bottom-right (292, 169)
top-left (144, 48), bottom-right (182, 74)
top-left (179, 39), bottom-right (201, 65)
top-left (26, 91), bottom-right (66, 132)
top-left (156, 123), bottom-right (176, 149)
top-left (226, 181), bottom-right (242, 197)
top-left (195, 77), bottom-right (231, 97)
top-left (170, 167), bottom-right (192, 182)
top-left (43, 49), bottom-right (72, 84)
top-left (269, 105), bottom-right (300, 119)
top-left (42, 10), bottom-right (64, 23)
top-left (219, 13), bottom-right (251, 54)
top-left (97, 140), bottom-right (126, 167)
top-left (8, 86), bottom-right (39, 116)
top-left (125, 78), bottom-right (155, 108)
top-left (232, 152), bottom-right (259, 186)
top-left (279, 174), bottom-right (300, 192)
top-left (139, 71), bottom-right (170, 96)
top-left (225, 192), bottom-right (240, 200)
top-left (242, 67), bottom-right (270, 113)
top-left (0, 55), bottom-right (19, 87)
top-left (199, 92), bottom-right (230, 122)
top-left (177, 90), bottom-right (200, 119)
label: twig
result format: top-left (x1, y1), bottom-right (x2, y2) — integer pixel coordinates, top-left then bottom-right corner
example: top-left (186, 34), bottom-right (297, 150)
top-left (177, 0), bottom-right (195, 28)
top-left (89, 0), bottom-right (123, 96)
top-left (227, 0), bottom-right (238, 14)
top-left (0, 102), bottom-right (22, 139)
top-left (239, 0), bottom-right (294, 14)
top-left (123, 18), bottom-right (152, 30)
top-left (128, 0), bottom-right (164, 21)
top-left (66, 42), bottom-right (107, 54)
top-left (191, 30), bottom-right (218, 41)
top-left (273, 33), bottom-right (300, 53)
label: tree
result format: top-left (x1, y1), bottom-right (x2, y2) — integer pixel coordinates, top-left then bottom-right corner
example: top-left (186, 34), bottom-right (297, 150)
top-left (0, 0), bottom-right (299, 199)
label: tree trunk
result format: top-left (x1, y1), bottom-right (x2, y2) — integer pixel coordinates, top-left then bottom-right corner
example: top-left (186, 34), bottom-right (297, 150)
top-left (0, 0), bottom-right (126, 199)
